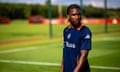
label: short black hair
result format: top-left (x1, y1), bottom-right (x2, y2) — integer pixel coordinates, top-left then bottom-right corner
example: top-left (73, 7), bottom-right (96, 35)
top-left (67, 4), bottom-right (80, 15)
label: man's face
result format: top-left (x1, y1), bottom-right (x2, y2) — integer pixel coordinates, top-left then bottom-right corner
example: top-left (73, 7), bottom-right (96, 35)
top-left (68, 8), bottom-right (81, 28)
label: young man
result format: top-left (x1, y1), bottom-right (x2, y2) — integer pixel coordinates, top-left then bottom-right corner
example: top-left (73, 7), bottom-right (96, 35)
top-left (60, 4), bottom-right (92, 72)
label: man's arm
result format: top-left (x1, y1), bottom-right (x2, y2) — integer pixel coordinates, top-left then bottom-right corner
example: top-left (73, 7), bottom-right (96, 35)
top-left (60, 58), bottom-right (64, 72)
top-left (74, 50), bottom-right (89, 72)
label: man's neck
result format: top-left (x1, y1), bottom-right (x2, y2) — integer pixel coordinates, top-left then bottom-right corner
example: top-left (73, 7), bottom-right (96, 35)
top-left (68, 23), bottom-right (84, 30)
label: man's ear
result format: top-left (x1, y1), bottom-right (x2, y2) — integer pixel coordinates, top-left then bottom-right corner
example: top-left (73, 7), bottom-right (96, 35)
top-left (67, 15), bottom-right (69, 19)
top-left (67, 15), bottom-right (70, 21)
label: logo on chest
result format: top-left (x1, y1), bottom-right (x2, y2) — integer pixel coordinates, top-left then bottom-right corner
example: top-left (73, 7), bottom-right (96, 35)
top-left (64, 41), bottom-right (76, 48)
top-left (67, 33), bottom-right (71, 39)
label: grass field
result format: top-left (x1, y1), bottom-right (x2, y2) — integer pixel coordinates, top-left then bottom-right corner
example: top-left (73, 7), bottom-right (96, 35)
top-left (0, 20), bottom-right (120, 72)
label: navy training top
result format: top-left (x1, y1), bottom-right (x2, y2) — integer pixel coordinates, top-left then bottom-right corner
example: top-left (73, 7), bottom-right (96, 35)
top-left (63, 26), bottom-right (92, 72)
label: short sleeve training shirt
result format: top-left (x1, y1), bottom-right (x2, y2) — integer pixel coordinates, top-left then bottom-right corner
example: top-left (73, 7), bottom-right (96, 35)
top-left (63, 26), bottom-right (92, 72)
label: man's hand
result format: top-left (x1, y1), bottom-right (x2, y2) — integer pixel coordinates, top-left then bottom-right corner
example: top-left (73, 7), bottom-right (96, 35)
top-left (60, 58), bottom-right (63, 72)
top-left (73, 66), bottom-right (80, 72)
top-left (74, 50), bottom-right (89, 72)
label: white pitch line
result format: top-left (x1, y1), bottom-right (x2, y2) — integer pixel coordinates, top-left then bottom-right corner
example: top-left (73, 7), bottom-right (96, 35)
top-left (0, 59), bottom-right (60, 66)
top-left (0, 37), bottom-right (119, 54)
top-left (0, 59), bottom-right (120, 70)
top-left (93, 37), bottom-right (120, 41)
top-left (91, 65), bottom-right (120, 70)
top-left (0, 43), bottom-right (61, 54)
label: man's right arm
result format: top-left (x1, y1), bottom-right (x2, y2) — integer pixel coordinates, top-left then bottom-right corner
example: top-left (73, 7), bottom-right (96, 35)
top-left (60, 58), bottom-right (64, 72)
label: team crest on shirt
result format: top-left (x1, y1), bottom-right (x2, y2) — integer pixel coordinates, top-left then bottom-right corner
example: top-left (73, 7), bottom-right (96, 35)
top-left (67, 33), bottom-right (71, 39)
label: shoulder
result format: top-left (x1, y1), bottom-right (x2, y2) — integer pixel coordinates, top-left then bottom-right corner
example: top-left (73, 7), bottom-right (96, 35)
top-left (81, 26), bottom-right (91, 34)
top-left (63, 26), bottom-right (69, 32)
top-left (63, 25), bottom-right (72, 32)
top-left (80, 26), bottom-right (92, 39)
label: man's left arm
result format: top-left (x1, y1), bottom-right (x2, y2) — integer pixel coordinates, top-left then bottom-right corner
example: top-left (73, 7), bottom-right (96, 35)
top-left (74, 50), bottom-right (89, 72)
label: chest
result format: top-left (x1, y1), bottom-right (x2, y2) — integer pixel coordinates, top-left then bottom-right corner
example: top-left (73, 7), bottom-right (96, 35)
top-left (64, 29), bottom-right (82, 43)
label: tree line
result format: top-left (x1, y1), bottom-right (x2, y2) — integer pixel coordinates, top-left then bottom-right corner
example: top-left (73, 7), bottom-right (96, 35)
top-left (0, 3), bottom-right (119, 19)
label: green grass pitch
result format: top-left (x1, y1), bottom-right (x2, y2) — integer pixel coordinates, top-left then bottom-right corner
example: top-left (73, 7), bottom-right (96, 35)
top-left (0, 20), bottom-right (120, 72)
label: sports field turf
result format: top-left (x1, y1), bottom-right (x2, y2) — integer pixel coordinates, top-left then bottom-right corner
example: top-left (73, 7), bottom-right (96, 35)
top-left (0, 20), bottom-right (120, 72)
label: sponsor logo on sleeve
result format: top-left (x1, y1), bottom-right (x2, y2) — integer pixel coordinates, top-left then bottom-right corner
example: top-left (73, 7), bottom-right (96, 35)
top-left (85, 34), bottom-right (90, 39)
